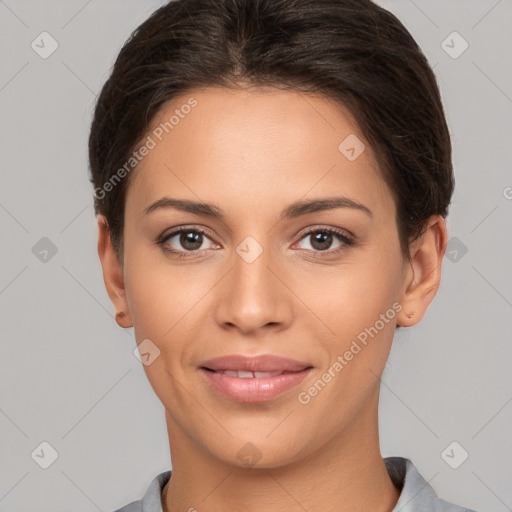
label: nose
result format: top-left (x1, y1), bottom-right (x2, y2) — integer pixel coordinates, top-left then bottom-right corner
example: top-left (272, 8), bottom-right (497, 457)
top-left (214, 239), bottom-right (293, 336)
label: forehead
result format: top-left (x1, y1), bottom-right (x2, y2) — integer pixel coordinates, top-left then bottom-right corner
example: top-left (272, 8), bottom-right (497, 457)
top-left (126, 86), bottom-right (395, 220)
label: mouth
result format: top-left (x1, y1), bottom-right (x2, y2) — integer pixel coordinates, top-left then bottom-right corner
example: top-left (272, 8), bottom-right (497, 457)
top-left (200, 368), bottom-right (308, 378)
top-left (197, 355), bottom-right (313, 403)
top-left (198, 354), bottom-right (312, 373)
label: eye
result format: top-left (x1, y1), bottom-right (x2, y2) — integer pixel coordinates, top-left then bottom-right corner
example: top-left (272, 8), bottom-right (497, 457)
top-left (156, 225), bottom-right (355, 259)
top-left (295, 227), bottom-right (355, 256)
top-left (157, 226), bottom-right (219, 257)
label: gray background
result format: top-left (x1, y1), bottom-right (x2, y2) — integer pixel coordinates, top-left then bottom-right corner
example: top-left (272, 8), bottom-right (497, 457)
top-left (0, 1), bottom-right (511, 511)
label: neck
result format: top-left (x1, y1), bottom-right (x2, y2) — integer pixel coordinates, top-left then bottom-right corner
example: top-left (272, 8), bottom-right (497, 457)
top-left (162, 387), bottom-right (400, 512)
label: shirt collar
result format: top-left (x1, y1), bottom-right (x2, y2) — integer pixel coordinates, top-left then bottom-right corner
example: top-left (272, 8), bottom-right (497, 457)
top-left (385, 457), bottom-right (473, 511)
top-left (139, 457), bottom-right (471, 512)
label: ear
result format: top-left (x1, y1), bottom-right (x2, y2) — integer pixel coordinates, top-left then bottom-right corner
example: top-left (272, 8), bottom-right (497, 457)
top-left (96, 215), bottom-right (132, 329)
top-left (396, 215), bottom-right (448, 327)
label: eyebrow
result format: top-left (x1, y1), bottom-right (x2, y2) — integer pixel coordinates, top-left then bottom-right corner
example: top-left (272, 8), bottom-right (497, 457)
top-left (143, 196), bottom-right (373, 220)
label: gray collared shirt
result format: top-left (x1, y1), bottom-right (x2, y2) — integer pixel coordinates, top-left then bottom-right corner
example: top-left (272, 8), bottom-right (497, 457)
top-left (113, 456), bottom-right (478, 512)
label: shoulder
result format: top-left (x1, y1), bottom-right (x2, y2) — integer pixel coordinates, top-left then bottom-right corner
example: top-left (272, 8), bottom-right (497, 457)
top-left (111, 470), bottom-right (172, 512)
top-left (385, 457), bottom-right (480, 512)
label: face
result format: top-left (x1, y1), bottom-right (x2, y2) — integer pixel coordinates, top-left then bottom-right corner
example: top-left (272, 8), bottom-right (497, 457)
top-left (98, 86), bottom-right (443, 469)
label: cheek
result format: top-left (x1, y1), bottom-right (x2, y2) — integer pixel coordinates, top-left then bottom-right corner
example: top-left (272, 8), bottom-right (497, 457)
top-left (122, 240), bottom-right (215, 351)
top-left (122, 249), bottom-right (196, 402)
top-left (122, 235), bottom-right (180, 346)
top-left (313, 258), bottom-right (400, 324)
top-left (306, 246), bottom-right (403, 367)
top-left (297, 273), bottom-right (400, 417)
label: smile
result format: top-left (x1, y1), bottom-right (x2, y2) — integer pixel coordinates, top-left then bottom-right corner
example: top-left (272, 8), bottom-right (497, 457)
top-left (198, 367), bottom-right (312, 403)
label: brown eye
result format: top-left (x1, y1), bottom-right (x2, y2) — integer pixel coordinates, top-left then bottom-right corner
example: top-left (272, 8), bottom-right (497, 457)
top-left (309, 231), bottom-right (335, 251)
top-left (177, 231), bottom-right (204, 251)
top-left (296, 227), bottom-right (355, 256)
top-left (158, 226), bottom-right (219, 256)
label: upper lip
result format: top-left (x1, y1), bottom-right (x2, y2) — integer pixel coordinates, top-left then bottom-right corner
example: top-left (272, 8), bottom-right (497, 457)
top-left (199, 355), bottom-right (312, 372)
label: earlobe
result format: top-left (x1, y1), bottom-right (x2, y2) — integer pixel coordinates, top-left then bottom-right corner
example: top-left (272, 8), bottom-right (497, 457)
top-left (96, 215), bottom-right (133, 328)
top-left (396, 215), bottom-right (447, 328)
top-left (115, 310), bottom-right (131, 329)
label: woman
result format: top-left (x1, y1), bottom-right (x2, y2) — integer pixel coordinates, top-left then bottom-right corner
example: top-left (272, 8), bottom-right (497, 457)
top-left (89, 0), bottom-right (479, 510)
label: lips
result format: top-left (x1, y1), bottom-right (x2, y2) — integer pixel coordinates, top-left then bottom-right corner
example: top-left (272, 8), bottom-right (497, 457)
top-left (198, 354), bottom-right (313, 402)
top-left (199, 354), bottom-right (311, 373)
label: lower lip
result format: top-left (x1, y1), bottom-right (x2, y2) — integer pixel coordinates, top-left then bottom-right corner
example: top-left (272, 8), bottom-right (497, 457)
top-left (198, 368), bottom-right (312, 403)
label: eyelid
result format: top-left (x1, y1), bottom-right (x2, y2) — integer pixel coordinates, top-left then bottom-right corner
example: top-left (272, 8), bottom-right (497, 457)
top-left (292, 225), bottom-right (355, 253)
top-left (157, 225), bottom-right (219, 250)
top-left (159, 223), bottom-right (215, 239)
top-left (295, 224), bottom-right (354, 241)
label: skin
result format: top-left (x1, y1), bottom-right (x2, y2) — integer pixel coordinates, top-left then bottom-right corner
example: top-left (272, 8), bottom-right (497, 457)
top-left (97, 86), bottom-right (447, 512)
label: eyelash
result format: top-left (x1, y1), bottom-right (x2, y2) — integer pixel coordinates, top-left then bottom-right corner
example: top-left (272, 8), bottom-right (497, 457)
top-left (156, 225), bottom-right (355, 259)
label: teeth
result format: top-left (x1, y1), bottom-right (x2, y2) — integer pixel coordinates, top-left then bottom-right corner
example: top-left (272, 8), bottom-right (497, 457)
top-left (216, 370), bottom-right (285, 378)
top-left (254, 371), bottom-right (284, 378)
